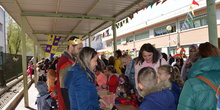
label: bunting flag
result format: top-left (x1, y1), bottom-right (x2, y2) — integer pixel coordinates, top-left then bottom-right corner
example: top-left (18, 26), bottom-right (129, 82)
top-left (126, 18), bottom-right (129, 23)
top-left (181, 23), bottom-right (186, 30)
top-left (190, 6), bottom-right (195, 16)
top-left (120, 22), bottom-right (123, 27)
top-left (156, 1), bottom-right (161, 5)
top-left (135, 9), bottom-right (139, 14)
top-left (192, 0), bottom-right (199, 6)
top-left (185, 18), bottom-right (191, 25)
top-left (142, 5), bottom-right (146, 10)
top-left (146, 3), bottom-right (151, 8)
top-left (187, 12), bottom-right (194, 20)
top-left (150, 2), bottom-right (155, 8)
top-left (45, 35), bottom-right (61, 58)
top-left (162, 0), bottom-right (167, 4)
top-left (116, 24), bottom-right (119, 29)
top-left (106, 29), bottom-right (109, 36)
top-left (184, 21), bottom-right (189, 29)
top-left (129, 14), bottom-right (134, 19)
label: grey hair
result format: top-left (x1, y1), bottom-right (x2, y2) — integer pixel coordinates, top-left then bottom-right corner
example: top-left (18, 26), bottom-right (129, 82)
top-left (76, 47), bottom-right (97, 80)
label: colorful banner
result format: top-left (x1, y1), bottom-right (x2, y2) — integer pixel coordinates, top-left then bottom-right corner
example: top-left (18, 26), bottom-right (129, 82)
top-left (45, 35), bottom-right (61, 58)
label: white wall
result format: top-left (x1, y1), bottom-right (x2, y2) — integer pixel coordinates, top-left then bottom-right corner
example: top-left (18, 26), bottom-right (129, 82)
top-left (0, 7), bottom-right (6, 53)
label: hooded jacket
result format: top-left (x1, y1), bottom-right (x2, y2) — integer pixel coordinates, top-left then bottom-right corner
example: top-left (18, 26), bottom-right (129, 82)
top-left (178, 57), bottom-right (220, 110)
top-left (139, 81), bottom-right (176, 110)
top-left (36, 81), bottom-right (51, 110)
top-left (64, 63), bottom-right (101, 110)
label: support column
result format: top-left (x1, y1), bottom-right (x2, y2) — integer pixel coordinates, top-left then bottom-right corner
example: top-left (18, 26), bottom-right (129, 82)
top-left (112, 20), bottom-right (117, 53)
top-left (206, 0), bottom-right (218, 47)
top-left (38, 45), bottom-right (40, 62)
top-left (89, 33), bottom-right (91, 47)
top-left (21, 16), bottom-right (29, 107)
top-left (33, 38), bottom-right (37, 86)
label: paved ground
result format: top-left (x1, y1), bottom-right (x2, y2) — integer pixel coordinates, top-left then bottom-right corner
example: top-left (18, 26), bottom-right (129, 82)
top-left (15, 83), bottom-right (38, 110)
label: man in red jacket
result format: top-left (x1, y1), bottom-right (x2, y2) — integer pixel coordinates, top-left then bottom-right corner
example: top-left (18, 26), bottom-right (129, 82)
top-left (56, 36), bottom-right (83, 110)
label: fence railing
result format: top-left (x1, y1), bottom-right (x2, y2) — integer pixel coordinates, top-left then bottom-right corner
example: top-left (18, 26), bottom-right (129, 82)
top-left (0, 52), bottom-right (32, 87)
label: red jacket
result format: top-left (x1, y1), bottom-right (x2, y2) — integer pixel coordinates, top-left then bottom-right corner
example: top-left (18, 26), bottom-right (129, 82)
top-left (56, 52), bottom-right (75, 110)
top-left (117, 94), bottom-right (139, 108)
top-left (106, 74), bottom-right (118, 93)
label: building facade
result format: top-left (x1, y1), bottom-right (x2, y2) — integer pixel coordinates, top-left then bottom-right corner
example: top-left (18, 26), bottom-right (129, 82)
top-left (96, 0), bottom-right (220, 58)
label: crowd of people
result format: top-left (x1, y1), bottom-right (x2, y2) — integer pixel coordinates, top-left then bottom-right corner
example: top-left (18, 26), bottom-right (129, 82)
top-left (27, 36), bottom-right (220, 110)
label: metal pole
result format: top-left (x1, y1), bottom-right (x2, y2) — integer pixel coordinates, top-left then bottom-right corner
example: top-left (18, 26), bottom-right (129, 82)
top-left (21, 16), bottom-right (29, 107)
top-left (89, 33), bottom-right (91, 47)
top-left (206, 0), bottom-right (218, 47)
top-left (168, 33), bottom-right (171, 55)
top-left (33, 39), bottom-right (37, 86)
top-left (112, 20), bottom-right (117, 53)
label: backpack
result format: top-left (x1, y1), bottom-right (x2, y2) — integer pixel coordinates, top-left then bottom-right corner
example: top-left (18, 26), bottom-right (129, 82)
top-left (195, 76), bottom-right (220, 109)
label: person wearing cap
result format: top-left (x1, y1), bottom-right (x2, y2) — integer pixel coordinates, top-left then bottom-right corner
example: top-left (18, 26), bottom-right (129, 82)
top-left (180, 44), bottom-right (198, 81)
top-left (56, 36), bottom-right (83, 110)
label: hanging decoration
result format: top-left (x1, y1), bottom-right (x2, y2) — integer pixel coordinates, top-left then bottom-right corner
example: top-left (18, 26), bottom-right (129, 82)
top-left (192, 0), bottom-right (199, 6)
top-left (45, 35), bottom-right (61, 58)
top-left (190, 6), bottom-right (195, 16)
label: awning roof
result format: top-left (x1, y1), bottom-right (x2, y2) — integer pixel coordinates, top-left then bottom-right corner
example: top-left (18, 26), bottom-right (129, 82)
top-left (0, 0), bottom-right (156, 52)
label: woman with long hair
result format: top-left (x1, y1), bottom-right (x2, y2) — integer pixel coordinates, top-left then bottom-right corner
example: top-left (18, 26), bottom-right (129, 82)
top-left (135, 43), bottom-right (167, 93)
top-left (64, 47), bottom-right (101, 110)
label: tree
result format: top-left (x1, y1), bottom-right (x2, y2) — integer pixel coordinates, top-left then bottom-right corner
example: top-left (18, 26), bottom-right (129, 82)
top-left (7, 13), bottom-right (34, 56)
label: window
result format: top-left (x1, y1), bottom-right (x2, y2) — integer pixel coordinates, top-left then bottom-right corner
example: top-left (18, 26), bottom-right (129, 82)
top-left (117, 39), bottom-right (121, 45)
top-left (135, 31), bottom-right (149, 41)
top-left (122, 35), bottom-right (134, 43)
top-left (0, 46), bottom-right (2, 52)
top-left (107, 41), bottom-right (113, 47)
top-left (154, 23), bottom-right (176, 36)
top-left (180, 13), bottom-right (207, 31)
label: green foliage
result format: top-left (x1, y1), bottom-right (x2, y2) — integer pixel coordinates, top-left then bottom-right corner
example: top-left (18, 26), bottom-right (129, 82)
top-left (7, 13), bottom-right (34, 56)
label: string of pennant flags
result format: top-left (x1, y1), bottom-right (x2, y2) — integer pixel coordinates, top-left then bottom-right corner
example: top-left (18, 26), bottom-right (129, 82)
top-left (181, 0), bottom-right (200, 30)
top-left (115, 0), bottom-right (200, 29)
top-left (45, 35), bottom-right (61, 58)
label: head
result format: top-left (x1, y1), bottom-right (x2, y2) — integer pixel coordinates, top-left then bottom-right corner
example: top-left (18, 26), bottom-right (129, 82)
top-left (108, 56), bottom-right (115, 65)
top-left (103, 65), bottom-right (116, 75)
top-left (136, 43), bottom-right (161, 64)
top-left (101, 54), bottom-right (106, 59)
top-left (198, 42), bottom-right (220, 58)
top-left (162, 53), bottom-right (168, 61)
top-left (137, 67), bottom-right (158, 96)
top-left (94, 66), bottom-right (102, 76)
top-left (118, 75), bottom-right (129, 84)
top-left (67, 36), bottom-right (83, 57)
top-left (189, 44), bottom-right (198, 57)
top-left (175, 57), bottom-right (184, 67)
top-left (115, 50), bottom-right (122, 58)
top-left (158, 65), bottom-right (184, 87)
top-left (121, 54), bottom-right (132, 66)
top-left (77, 47), bottom-right (98, 78)
top-left (118, 84), bottom-right (131, 95)
top-left (29, 61), bottom-right (33, 65)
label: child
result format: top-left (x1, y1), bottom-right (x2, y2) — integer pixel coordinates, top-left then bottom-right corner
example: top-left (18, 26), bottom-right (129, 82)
top-left (115, 84), bottom-right (138, 108)
top-left (103, 65), bottom-right (119, 93)
top-left (158, 65), bottom-right (184, 105)
top-left (137, 67), bottom-right (176, 110)
top-left (36, 75), bottom-right (51, 110)
top-left (26, 61), bottom-right (34, 79)
top-left (94, 66), bottom-right (107, 90)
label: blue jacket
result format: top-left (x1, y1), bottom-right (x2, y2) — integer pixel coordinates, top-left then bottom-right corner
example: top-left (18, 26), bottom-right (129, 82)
top-left (171, 82), bottom-right (181, 105)
top-left (178, 57), bottom-right (220, 110)
top-left (64, 63), bottom-right (101, 110)
top-left (139, 81), bottom-right (176, 110)
top-left (125, 60), bottom-right (136, 88)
